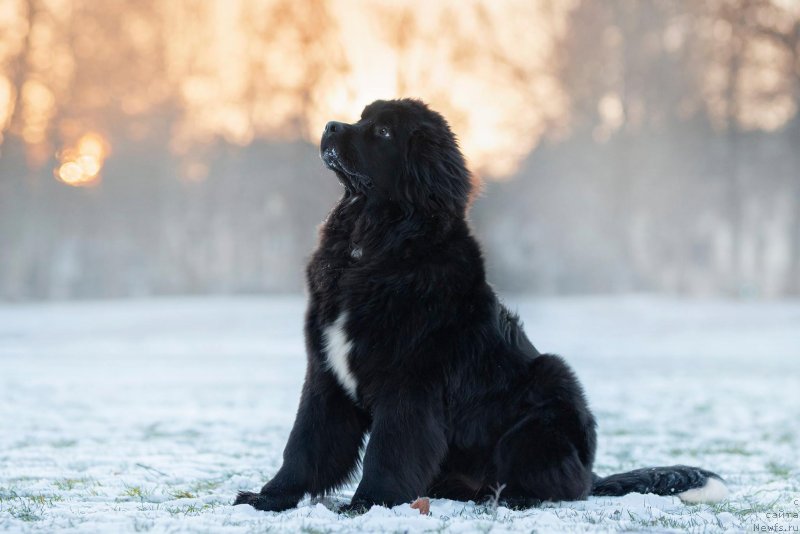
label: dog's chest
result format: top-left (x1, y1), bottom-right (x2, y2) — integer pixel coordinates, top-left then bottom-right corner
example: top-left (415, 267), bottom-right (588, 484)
top-left (321, 312), bottom-right (358, 400)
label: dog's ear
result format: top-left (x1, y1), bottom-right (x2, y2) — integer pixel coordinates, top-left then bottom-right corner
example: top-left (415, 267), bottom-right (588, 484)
top-left (404, 126), bottom-right (471, 214)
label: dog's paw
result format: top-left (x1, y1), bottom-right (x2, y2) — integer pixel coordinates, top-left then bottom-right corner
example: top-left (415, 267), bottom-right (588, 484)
top-left (496, 495), bottom-right (542, 510)
top-left (233, 491), bottom-right (297, 512)
top-left (233, 491), bottom-right (259, 506)
top-left (338, 499), bottom-right (374, 515)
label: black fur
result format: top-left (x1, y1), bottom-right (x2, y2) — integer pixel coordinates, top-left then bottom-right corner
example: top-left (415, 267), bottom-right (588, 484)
top-left (592, 466), bottom-right (724, 497)
top-left (234, 99), bottom-right (724, 512)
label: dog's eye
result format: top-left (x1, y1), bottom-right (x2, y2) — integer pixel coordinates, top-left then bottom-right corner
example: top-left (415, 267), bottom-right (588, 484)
top-left (375, 126), bottom-right (391, 139)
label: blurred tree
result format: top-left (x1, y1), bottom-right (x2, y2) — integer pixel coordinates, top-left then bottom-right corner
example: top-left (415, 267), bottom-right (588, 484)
top-left (0, 0), bottom-right (798, 299)
top-left (742, 0), bottom-right (800, 294)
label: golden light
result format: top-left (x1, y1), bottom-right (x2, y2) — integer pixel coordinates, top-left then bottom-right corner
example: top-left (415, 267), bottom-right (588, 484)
top-left (57, 161), bottom-right (86, 185)
top-left (77, 133), bottom-right (107, 160)
top-left (2, 0), bottom-right (798, 182)
top-left (77, 154), bottom-right (101, 177)
top-left (20, 80), bottom-right (55, 145)
top-left (55, 132), bottom-right (109, 187)
top-left (293, 0), bottom-right (571, 178)
top-left (0, 76), bottom-right (12, 129)
top-left (160, 0), bottom-right (571, 178)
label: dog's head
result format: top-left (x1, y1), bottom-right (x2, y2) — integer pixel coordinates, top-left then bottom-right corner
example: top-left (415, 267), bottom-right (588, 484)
top-left (320, 99), bottom-right (471, 215)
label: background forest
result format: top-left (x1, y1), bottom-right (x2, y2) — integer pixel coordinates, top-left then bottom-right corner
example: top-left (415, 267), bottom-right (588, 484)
top-left (1, 0), bottom-right (799, 300)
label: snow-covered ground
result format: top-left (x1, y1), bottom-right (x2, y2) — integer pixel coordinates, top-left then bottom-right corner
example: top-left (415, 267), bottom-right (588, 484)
top-left (1, 296), bottom-right (798, 533)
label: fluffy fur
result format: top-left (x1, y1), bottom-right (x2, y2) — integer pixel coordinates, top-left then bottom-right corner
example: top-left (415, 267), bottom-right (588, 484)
top-left (234, 99), bottom-right (726, 512)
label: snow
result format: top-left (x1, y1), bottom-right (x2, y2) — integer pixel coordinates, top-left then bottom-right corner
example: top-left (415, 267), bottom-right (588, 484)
top-left (1, 295), bottom-right (798, 532)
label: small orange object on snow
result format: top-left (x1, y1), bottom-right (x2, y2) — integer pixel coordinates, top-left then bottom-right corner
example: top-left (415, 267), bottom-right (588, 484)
top-left (410, 497), bottom-right (430, 515)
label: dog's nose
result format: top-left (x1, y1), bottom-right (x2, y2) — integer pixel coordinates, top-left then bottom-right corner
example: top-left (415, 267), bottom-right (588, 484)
top-left (324, 121), bottom-right (346, 135)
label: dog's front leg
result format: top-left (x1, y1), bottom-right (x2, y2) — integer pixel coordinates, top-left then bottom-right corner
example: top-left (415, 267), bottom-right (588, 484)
top-left (234, 366), bottom-right (370, 511)
top-left (344, 390), bottom-right (447, 511)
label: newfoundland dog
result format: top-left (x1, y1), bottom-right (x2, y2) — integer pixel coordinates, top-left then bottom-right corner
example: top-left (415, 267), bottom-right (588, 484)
top-left (234, 99), bottom-right (727, 512)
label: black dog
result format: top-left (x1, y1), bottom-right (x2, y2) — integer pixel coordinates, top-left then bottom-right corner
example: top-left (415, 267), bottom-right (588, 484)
top-left (234, 99), bottom-right (728, 512)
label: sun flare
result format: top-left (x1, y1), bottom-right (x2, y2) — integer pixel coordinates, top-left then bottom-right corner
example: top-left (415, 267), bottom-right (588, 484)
top-left (55, 132), bottom-right (109, 187)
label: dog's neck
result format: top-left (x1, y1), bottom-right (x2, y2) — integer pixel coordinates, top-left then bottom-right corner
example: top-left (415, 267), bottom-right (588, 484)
top-left (328, 193), bottom-right (464, 258)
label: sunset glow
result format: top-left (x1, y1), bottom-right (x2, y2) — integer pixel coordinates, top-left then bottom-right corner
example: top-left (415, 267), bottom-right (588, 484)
top-left (55, 132), bottom-right (108, 187)
top-left (0, 0), bottom-right (797, 184)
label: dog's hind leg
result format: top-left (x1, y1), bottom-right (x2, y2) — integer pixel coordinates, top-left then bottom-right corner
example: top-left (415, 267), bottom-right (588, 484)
top-left (490, 354), bottom-right (597, 507)
top-left (491, 412), bottom-right (593, 506)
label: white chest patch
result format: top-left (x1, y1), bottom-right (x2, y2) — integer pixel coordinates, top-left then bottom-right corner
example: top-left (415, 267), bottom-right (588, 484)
top-left (322, 312), bottom-right (358, 400)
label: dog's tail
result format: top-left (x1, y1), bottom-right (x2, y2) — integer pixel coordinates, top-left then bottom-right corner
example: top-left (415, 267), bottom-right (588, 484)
top-left (591, 465), bottom-right (728, 503)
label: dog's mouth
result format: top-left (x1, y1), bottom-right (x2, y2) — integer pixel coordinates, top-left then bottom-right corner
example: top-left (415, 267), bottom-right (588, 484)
top-left (321, 147), bottom-right (373, 190)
